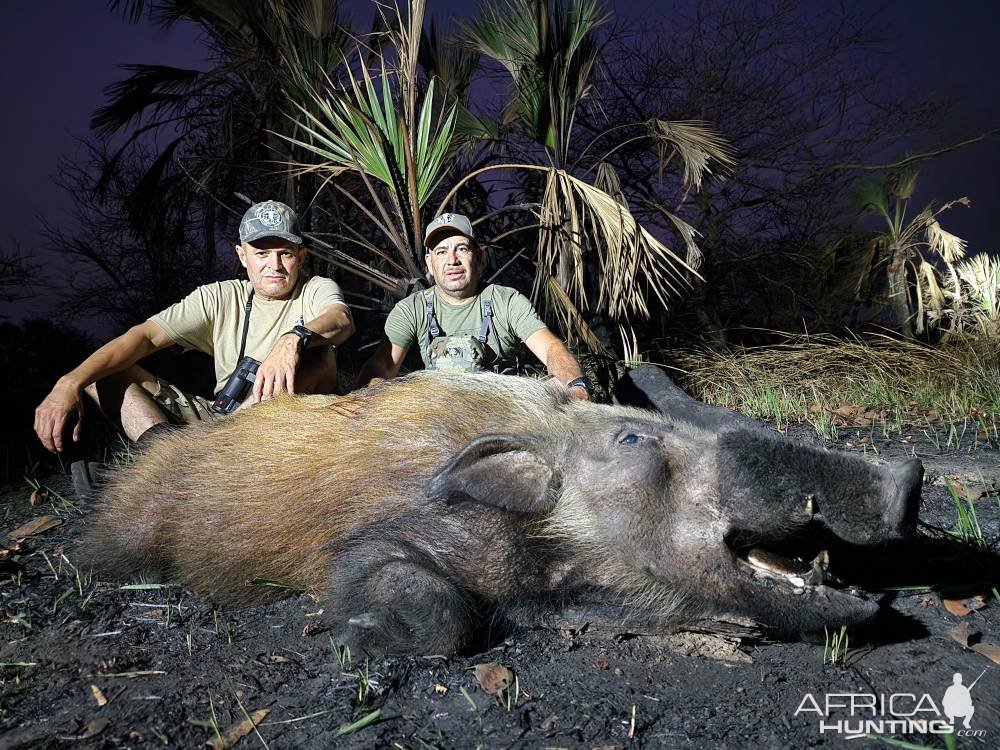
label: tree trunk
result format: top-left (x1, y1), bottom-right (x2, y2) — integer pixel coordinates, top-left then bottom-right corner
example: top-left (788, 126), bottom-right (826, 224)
top-left (887, 245), bottom-right (914, 339)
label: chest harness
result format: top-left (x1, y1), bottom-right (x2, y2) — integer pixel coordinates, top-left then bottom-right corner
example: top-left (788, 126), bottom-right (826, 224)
top-left (424, 289), bottom-right (495, 373)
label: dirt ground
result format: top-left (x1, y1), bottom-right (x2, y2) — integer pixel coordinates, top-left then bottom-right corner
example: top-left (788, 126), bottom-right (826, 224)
top-left (1, 420), bottom-right (998, 750)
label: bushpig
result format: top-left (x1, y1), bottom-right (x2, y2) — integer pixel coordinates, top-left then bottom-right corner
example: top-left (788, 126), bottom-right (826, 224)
top-left (86, 368), bottom-right (923, 655)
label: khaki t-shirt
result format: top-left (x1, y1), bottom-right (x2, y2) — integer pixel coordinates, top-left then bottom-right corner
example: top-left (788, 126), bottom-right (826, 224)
top-left (385, 284), bottom-right (547, 367)
top-left (151, 277), bottom-right (347, 394)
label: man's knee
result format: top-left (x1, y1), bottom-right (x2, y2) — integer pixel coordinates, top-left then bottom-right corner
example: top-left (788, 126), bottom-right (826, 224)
top-left (85, 365), bottom-right (158, 401)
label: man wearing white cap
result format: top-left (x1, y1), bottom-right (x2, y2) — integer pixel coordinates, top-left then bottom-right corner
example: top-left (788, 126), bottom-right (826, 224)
top-left (358, 212), bottom-right (592, 399)
top-left (34, 200), bottom-right (355, 462)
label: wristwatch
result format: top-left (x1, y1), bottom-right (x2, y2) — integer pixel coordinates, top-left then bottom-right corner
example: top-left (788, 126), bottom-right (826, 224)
top-left (567, 376), bottom-right (595, 394)
top-left (286, 325), bottom-right (315, 349)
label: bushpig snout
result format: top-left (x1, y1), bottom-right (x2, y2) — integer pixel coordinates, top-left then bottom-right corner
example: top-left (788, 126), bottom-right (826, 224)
top-left (882, 459), bottom-right (923, 539)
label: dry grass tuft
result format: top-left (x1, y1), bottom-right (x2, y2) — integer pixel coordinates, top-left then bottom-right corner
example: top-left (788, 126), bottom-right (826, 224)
top-left (671, 334), bottom-right (999, 427)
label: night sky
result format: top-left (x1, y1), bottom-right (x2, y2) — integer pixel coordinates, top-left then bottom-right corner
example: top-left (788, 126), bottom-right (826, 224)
top-left (2, 0), bottom-right (998, 325)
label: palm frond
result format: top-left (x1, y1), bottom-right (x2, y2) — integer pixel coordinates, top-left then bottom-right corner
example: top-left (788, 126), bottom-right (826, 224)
top-left (91, 65), bottom-right (203, 138)
top-left (646, 119), bottom-right (736, 189)
top-left (536, 168), bottom-right (696, 321)
top-left (925, 219), bottom-right (967, 263)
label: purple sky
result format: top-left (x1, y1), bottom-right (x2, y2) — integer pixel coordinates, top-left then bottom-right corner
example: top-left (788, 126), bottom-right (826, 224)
top-left (1, 0), bottom-right (998, 324)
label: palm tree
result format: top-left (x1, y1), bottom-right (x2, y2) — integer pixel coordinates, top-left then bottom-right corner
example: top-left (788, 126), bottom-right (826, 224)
top-left (289, 0), bottom-right (734, 350)
top-left (98, 0), bottom-right (354, 233)
top-left (856, 167), bottom-right (969, 339)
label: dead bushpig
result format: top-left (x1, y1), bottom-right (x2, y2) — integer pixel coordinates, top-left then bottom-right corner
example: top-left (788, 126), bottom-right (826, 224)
top-left (85, 369), bottom-right (923, 654)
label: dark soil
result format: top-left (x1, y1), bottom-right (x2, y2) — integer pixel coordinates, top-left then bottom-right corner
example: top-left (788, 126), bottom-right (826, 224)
top-left (1, 422), bottom-right (998, 750)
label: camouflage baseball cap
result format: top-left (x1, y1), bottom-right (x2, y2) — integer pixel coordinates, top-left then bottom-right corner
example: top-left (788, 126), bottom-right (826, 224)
top-left (239, 200), bottom-right (303, 244)
top-left (424, 212), bottom-right (475, 249)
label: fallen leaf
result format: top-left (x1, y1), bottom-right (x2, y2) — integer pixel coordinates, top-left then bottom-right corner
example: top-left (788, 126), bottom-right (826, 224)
top-left (835, 404), bottom-right (860, 417)
top-left (540, 714), bottom-right (558, 732)
top-left (58, 718), bottom-right (109, 741)
top-left (948, 623), bottom-right (971, 648)
top-left (473, 663), bottom-right (513, 695)
top-left (433, 684), bottom-right (448, 695)
top-left (593, 657), bottom-right (609, 670)
top-left (943, 599), bottom-right (973, 617)
top-left (206, 708), bottom-right (270, 750)
top-left (90, 684), bottom-right (108, 706)
top-left (271, 655), bottom-right (288, 663)
top-left (970, 642), bottom-right (1000, 665)
top-left (6, 516), bottom-right (63, 539)
top-left (29, 489), bottom-right (40, 506)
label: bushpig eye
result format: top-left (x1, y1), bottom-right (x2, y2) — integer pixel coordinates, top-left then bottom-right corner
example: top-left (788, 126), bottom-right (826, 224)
top-left (619, 433), bottom-right (642, 445)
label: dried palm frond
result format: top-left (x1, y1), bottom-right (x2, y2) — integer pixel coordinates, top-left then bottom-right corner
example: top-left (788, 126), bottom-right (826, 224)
top-left (619, 324), bottom-right (642, 367)
top-left (535, 169), bottom-right (696, 321)
top-left (646, 119), bottom-right (737, 189)
top-left (916, 262), bottom-right (946, 335)
top-left (926, 219), bottom-right (967, 263)
top-left (543, 276), bottom-right (609, 354)
top-left (956, 253), bottom-right (1000, 337)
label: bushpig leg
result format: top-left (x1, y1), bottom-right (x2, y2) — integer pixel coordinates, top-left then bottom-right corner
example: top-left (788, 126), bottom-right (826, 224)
top-left (614, 364), bottom-right (761, 432)
top-left (326, 528), bottom-right (482, 656)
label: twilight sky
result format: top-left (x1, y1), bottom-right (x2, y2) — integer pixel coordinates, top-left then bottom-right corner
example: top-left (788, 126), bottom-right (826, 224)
top-left (1, 0), bottom-right (998, 324)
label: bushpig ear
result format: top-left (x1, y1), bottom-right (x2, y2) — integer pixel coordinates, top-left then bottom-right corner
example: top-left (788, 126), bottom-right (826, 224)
top-left (427, 434), bottom-right (559, 514)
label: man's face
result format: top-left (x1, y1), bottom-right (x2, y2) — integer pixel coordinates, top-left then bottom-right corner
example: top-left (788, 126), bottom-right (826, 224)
top-left (425, 232), bottom-right (481, 296)
top-left (235, 237), bottom-right (306, 300)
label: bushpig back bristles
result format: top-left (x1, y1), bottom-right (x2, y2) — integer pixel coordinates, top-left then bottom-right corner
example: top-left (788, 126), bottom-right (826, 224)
top-left (87, 372), bottom-right (608, 603)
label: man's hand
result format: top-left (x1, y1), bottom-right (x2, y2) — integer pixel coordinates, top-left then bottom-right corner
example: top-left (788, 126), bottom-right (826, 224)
top-left (567, 384), bottom-right (591, 402)
top-left (252, 333), bottom-right (301, 402)
top-left (34, 380), bottom-right (84, 453)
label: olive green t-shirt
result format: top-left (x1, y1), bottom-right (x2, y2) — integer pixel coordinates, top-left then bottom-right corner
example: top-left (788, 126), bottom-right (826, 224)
top-left (384, 284), bottom-right (547, 367)
top-left (151, 277), bottom-right (347, 393)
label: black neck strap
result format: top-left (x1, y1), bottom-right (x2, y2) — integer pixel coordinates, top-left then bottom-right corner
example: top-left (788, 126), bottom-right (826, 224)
top-left (237, 290), bottom-right (254, 361)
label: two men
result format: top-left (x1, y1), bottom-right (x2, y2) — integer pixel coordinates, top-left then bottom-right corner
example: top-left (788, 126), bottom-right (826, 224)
top-left (358, 213), bottom-right (593, 399)
top-left (34, 200), bottom-right (355, 454)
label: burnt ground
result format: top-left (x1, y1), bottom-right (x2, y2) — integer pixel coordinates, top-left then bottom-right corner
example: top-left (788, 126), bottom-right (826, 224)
top-left (1, 421), bottom-right (999, 750)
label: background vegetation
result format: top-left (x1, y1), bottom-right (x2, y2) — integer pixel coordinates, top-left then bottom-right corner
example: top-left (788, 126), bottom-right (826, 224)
top-left (5, 0), bottom-right (997, 470)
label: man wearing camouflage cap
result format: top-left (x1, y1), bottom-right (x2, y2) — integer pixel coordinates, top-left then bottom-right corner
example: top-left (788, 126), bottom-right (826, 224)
top-left (35, 200), bottom-right (355, 462)
top-left (357, 212), bottom-right (592, 399)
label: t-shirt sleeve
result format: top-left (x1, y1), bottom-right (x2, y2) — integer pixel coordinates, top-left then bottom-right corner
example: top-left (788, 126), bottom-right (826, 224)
top-left (504, 290), bottom-right (547, 342)
top-left (384, 296), bottom-right (419, 351)
top-left (149, 285), bottom-right (219, 354)
top-left (304, 276), bottom-right (349, 317)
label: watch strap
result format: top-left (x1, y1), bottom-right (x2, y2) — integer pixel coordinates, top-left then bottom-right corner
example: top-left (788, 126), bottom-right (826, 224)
top-left (567, 376), bottom-right (594, 393)
top-left (287, 325), bottom-right (315, 348)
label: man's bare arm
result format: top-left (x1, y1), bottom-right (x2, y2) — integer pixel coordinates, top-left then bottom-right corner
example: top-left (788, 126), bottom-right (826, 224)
top-left (356, 341), bottom-right (409, 387)
top-left (34, 320), bottom-right (175, 452)
top-left (254, 303), bottom-right (356, 401)
top-left (524, 328), bottom-right (589, 401)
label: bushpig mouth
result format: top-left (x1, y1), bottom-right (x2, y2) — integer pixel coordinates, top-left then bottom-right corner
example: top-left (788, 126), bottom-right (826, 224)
top-left (726, 524), bottom-right (870, 601)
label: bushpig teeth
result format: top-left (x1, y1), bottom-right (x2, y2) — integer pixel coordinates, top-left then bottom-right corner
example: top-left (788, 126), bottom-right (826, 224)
top-left (805, 495), bottom-right (815, 516)
top-left (747, 547), bottom-right (808, 576)
top-left (805, 549), bottom-right (830, 585)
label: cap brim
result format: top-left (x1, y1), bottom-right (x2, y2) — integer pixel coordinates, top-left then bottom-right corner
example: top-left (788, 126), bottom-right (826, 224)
top-left (242, 230), bottom-right (304, 245)
top-left (424, 226), bottom-right (473, 250)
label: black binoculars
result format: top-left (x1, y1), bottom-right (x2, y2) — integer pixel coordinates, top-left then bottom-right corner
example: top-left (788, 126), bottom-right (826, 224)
top-left (211, 355), bottom-right (261, 414)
